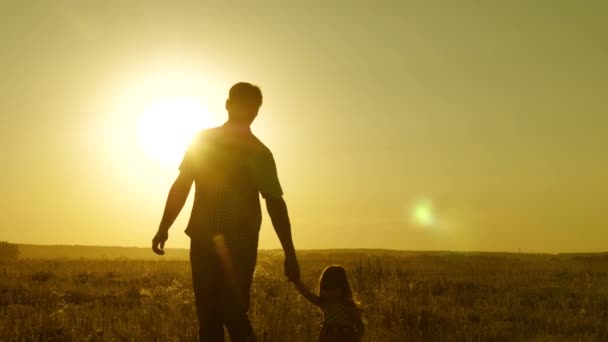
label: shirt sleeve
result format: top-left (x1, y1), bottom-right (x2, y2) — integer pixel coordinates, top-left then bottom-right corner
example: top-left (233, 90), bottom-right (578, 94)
top-left (179, 132), bottom-right (204, 175)
top-left (253, 150), bottom-right (283, 199)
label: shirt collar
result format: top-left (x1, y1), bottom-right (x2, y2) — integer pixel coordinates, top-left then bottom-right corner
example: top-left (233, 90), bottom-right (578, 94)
top-left (222, 121), bottom-right (252, 134)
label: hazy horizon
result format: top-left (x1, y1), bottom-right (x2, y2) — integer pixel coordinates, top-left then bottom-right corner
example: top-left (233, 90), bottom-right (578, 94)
top-left (19, 241), bottom-right (606, 253)
top-left (13, 243), bottom-right (608, 261)
top-left (2, 1), bottom-right (607, 253)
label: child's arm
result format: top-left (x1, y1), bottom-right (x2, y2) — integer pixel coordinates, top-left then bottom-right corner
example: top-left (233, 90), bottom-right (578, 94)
top-left (294, 280), bottom-right (321, 306)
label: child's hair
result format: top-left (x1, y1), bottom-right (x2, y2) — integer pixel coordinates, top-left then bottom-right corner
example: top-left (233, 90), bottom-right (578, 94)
top-left (319, 265), bottom-right (357, 306)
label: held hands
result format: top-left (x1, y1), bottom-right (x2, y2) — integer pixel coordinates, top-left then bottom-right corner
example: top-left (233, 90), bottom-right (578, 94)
top-left (152, 230), bottom-right (168, 255)
top-left (284, 253), bottom-right (300, 283)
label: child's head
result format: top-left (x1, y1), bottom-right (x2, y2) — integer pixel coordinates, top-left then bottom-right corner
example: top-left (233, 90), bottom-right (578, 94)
top-left (319, 265), bottom-right (356, 304)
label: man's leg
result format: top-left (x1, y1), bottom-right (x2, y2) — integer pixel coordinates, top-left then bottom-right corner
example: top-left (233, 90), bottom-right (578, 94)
top-left (190, 239), bottom-right (225, 342)
top-left (221, 245), bottom-right (257, 342)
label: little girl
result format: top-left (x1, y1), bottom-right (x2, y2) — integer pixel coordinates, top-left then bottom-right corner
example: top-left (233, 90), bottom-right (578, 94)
top-left (295, 265), bottom-right (365, 342)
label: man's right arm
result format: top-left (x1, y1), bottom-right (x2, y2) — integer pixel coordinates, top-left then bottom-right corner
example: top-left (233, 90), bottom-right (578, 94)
top-left (152, 172), bottom-right (193, 255)
top-left (158, 172), bottom-right (193, 232)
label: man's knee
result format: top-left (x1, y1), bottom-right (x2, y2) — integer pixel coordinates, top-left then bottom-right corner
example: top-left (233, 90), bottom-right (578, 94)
top-left (223, 311), bottom-right (255, 342)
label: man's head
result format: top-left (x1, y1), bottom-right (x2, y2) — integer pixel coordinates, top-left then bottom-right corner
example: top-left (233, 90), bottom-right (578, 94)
top-left (226, 82), bottom-right (263, 125)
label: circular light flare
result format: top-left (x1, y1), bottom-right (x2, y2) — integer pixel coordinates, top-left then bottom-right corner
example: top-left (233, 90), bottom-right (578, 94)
top-left (138, 96), bottom-right (216, 167)
top-left (411, 198), bottom-right (436, 228)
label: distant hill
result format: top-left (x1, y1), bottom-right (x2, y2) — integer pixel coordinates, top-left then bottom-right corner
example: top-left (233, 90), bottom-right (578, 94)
top-left (16, 244), bottom-right (467, 260)
top-left (16, 244), bottom-right (607, 260)
top-left (17, 244), bottom-right (422, 260)
top-left (18, 244), bottom-right (190, 260)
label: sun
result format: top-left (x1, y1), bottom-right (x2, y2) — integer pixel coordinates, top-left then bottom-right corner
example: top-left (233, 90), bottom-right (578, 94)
top-left (138, 96), bottom-right (216, 166)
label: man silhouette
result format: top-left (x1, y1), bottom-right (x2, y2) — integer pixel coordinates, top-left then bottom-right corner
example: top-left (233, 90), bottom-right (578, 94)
top-left (152, 82), bottom-right (300, 341)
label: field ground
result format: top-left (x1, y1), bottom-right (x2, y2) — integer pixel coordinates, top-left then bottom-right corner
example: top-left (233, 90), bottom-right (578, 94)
top-left (1, 250), bottom-right (607, 341)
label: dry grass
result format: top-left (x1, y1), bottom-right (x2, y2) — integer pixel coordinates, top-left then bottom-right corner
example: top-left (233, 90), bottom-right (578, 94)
top-left (1, 251), bottom-right (607, 341)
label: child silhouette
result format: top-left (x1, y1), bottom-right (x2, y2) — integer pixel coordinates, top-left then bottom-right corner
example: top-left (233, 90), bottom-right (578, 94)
top-left (295, 265), bottom-right (365, 341)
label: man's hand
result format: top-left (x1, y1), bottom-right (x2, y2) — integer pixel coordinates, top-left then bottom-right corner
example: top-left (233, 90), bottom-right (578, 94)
top-left (284, 253), bottom-right (300, 283)
top-left (152, 171), bottom-right (193, 256)
top-left (266, 196), bottom-right (299, 282)
top-left (152, 230), bottom-right (168, 255)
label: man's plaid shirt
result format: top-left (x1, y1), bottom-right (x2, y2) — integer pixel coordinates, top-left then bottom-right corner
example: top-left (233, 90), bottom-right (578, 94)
top-left (179, 124), bottom-right (283, 253)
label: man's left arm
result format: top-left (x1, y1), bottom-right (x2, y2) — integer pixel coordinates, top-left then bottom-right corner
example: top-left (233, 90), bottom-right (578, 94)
top-left (255, 149), bottom-right (300, 281)
top-left (266, 196), bottom-right (300, 282)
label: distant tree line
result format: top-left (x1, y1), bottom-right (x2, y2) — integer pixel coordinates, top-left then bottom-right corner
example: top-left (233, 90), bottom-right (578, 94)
top-left (0, 241), bottom-right (19, 260)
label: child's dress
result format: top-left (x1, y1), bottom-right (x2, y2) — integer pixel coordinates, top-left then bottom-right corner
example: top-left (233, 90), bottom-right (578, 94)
top-left (318, 300), bottom-right (363, 342)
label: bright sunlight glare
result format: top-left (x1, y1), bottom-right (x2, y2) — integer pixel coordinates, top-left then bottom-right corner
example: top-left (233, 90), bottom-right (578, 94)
top-left (411, 198), bottom-right (436, 228)
top-left (138, 96), bottom-right (215, 167)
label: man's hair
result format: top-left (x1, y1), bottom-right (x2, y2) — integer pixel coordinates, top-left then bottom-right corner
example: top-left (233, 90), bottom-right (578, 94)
top-left (228, 82), bottom-right (263, 108)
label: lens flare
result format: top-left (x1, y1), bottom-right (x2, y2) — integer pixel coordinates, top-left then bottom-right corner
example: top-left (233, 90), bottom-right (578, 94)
top-left (411, 199), bottom-right (436, 228)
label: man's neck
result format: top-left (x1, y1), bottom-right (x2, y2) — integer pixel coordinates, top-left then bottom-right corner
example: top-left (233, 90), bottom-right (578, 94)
top-left (224, 119), bottom-right (252, 132)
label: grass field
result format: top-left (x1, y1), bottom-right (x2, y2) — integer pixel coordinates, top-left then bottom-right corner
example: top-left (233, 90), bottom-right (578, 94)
top-left (1, 250), bottom-right (607, 341)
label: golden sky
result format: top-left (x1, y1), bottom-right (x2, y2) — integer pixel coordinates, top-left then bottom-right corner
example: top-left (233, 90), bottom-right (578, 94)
top-left (1, 1), bottom-right (607, 252)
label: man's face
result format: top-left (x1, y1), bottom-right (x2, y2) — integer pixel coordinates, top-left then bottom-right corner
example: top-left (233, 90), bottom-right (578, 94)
top-left (226, 99), bottom-right (259, 124)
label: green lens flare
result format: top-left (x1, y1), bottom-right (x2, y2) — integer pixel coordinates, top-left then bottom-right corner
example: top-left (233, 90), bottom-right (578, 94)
top-left (412, 199), bottom-right (435, 227)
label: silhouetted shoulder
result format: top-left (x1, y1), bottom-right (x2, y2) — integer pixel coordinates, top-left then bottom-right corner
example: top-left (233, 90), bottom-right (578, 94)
top-left (179, 127), bottom-right (222, 173)
top-left (249, 134), bottom-right (283, 198)
top-left (189, 127), bottom-right (229, 151)
top-left (194, 126), bottom-right (223, 143)
top-left (249, 134), bottom-right (273, 157)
